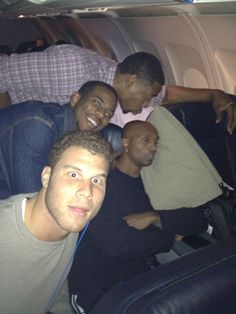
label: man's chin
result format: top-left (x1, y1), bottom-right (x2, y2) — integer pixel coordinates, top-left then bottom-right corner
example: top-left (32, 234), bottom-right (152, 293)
top-left (67, 222), bottom-right (89, 233)
top-left (80, 122), bottom-right (99, 132)
top-left (144, 160), bottom-right (154, 167)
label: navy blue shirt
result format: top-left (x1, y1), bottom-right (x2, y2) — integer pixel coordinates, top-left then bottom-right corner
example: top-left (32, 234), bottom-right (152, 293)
top-left (68, 167), bottom-right (175, 312)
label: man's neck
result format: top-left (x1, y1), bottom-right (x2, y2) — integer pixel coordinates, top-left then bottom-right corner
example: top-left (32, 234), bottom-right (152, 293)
top-left (116, 157), bottom-right (141, 178)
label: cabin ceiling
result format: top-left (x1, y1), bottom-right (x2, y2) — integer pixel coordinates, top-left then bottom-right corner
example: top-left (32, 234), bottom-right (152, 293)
top-left (1, 0), bottom-right (236, 17)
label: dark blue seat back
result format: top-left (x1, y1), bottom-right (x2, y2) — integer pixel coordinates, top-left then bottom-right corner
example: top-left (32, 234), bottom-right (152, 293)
top-left (90, 237), bottom-right (236, 314)
top-left (167, 96), bottom-right (236, 189)
top-left (101, 123), bottom-right (122, 153)
top-left (102, 96), bottom-right (236, 189)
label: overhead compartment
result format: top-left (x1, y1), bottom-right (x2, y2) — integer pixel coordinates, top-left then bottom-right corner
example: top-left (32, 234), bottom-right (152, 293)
top-left (27, 0), bottom-right (181, 9)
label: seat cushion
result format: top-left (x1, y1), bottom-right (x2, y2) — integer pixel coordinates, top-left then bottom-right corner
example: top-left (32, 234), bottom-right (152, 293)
top-left (90, 237), bottom-right (236, 314)
top-left (141, 105), bottom-right (222, 209)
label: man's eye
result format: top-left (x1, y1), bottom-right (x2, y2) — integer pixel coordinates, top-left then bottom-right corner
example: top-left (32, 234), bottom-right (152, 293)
top-left (92, 177), bottom-right (104, 185)
top-left (105, 111), bottom-right (112, 119)
top-left (68, 172), bottom-right (79, 178)
top-left (94, 100), bottom-right (101, 106)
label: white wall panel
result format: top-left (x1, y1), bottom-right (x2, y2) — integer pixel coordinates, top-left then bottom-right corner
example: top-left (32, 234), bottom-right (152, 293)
top-left (190, 14), bottom-right (236, 93)
top-left (79, 16), bottom-right (134, 61)
top-left (118, 15), bottom-right (214, 87)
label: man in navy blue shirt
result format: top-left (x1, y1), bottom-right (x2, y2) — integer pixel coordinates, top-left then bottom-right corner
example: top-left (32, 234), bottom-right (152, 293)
top-left (0, 81), bottom-right (119, 199)
top-left (68, 120), bottom-right (208, 313)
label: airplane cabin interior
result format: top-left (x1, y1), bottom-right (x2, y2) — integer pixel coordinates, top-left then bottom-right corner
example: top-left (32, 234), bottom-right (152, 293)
top-left (0, 0), bottom-right (236, 313)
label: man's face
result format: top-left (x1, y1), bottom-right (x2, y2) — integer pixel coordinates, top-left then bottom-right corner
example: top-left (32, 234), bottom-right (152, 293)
top-left (43, 146), bottom-right (109, 236)
top-left (73, 86), bottom-right (117, 132)
top-left (118, 78), bottom-right (162, 114)
top-left (126, 124), bottom-right (158, 167)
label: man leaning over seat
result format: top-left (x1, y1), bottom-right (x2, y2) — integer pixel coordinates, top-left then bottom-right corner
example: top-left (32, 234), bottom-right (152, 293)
top-left (0, 80), bottom-right (118, 199)
top-left (0, 45), bottom-right (235, 133)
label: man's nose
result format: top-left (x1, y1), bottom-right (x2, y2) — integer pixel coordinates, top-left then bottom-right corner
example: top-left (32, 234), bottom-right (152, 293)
top-left (95, 107), bottom-right (106, 119)
top-left (76, 180), bottom-right (92, 199)
top-left (150, 142), bottom-right (157, 152)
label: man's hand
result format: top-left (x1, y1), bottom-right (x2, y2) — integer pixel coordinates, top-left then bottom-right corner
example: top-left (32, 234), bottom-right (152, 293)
top-left (123, 211), bottom-right (160, 230)
top-left (0, 92), bottom-right (11, 109)
top-left (163, 86), bottom-right (236, 134)
top-left (175, 234), bottom-right (184, 242)
top-left (212, 93), bottom-right (236, 134)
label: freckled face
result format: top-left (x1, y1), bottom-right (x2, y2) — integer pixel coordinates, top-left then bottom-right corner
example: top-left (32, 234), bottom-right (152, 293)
top-left (43, 147), bottom-right (110, 236)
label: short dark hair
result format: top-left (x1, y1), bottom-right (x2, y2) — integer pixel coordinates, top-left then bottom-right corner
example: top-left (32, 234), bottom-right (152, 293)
top-left (78, 81), bottom-right (118, 102)
top-left (0, 45), bottom-right (12, 56)
top-left (122, 120), bottom-right (157, 138)
top-left (117, 52), bottom-right (165, 85)
top-left (48, 131), bottom-right (113, 168)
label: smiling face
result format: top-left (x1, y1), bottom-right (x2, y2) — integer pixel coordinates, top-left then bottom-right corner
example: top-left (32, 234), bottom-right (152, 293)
top-left (72, 85), bottom-right (117, 132)
top-left (42, 146), bottom-right (110, 236)
top-left (117, 76), bottom-right (162, 114)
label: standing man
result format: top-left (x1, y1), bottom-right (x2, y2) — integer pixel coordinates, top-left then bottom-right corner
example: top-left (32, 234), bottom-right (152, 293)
top-left (0, 130), bottom-right (113, 313)
top-left (0, 45), bottom-right (235, 133)
top-left (0, 80), bottom-right (118, 199)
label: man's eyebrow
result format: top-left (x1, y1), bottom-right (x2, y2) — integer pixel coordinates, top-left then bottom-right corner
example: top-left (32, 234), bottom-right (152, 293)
top-left (64, 165), bottom-right (82, 171)
top-left (63, 165), bottom-right (108, 178)
top-left (94, 95), bottom-right (115, 114)
top-left (94, 95), bottom-right (104, 104)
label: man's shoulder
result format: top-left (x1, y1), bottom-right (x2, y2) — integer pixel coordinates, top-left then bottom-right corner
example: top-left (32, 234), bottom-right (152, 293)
top-left (0, 101), bottom-right (69, 134)
top-left (106, 167), bottom-right (129, 189)
top-left (18, 100), bottom-right (66, 117)
top-left (0, 193), bottom-right (33, 215)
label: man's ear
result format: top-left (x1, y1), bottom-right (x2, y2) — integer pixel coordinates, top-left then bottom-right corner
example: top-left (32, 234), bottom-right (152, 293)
top-left (125, 74), bottom-right (138, 88)
top-left (70, 91), bottom-right (81, 108)
top-left (121, 138), bottom-right (129, 152)
top-left (41, 166), bottom-right (51, 188)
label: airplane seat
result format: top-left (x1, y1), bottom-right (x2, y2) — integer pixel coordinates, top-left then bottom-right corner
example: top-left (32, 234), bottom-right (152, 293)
top-left (101, 99), bottom-right (236, 244)
top-left (103, 96), bottom-right (236, 190)
top-left (164, 96), bottom-right (236, 245)
top-left (90, 237), bottom-right (236, 314)
top-left (101, 123), bottom-right (122, 153)
top-left (167, 94), bottom-right (236, 189)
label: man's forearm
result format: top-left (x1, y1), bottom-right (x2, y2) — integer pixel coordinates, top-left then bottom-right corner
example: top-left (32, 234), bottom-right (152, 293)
top-left (0, 92), bottom-right (11, 108)
top-left (163, 86), bottom-right (229, 105)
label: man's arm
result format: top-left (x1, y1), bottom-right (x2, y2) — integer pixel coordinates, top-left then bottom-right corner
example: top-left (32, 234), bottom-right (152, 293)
top-left (0, 92), bottom-right (11, 109)
top-left (90, 199), bottom-right (174, 258)
top-left (124, 206), bottom-right (209, 237)
top-left (123, 212), bottom-right (184, 242)
top-left (157, 206), bottom-right (209, 236)
top-left (123, 211), bottom-right (161, 230)
top-left (162, 86), bottom-right (236, 134)
top-left (9, 119), bottom-right (56, 194)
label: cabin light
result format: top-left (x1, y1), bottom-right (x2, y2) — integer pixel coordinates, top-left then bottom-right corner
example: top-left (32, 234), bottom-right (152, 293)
top-left (72, 8), bottom-right (109, 13)
top-left (27, 0), bottom-right (50, 3)
top-left (183, 0), bottom-right (236, 2)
